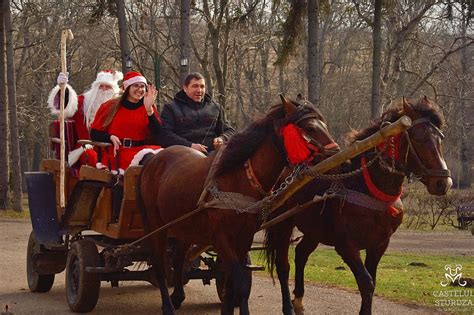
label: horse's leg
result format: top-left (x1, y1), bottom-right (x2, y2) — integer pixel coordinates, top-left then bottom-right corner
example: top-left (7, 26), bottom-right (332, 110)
top-left (272, 224), bottom-right (297, 315)
top-left (364, 240), bottom-right (389, 287)
top-left (148, 232), bottom-right (175, 315)
top-left (215, 234), bottom-right (250, 315)
top-left (335, 244), bottom-right (374, 315)
top-left (235, 231), bottom-right (255, 315)
top-left (292, 235), bottom-right (319, 315)
top-left (170, 239), bottom-right (188, 309)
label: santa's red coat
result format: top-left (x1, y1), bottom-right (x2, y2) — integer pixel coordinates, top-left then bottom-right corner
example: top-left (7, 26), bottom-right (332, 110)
top-left (71, 95), bottom-right (98, 166)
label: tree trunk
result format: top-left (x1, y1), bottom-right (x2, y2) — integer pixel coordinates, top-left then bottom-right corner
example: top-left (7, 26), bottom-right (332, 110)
top-left (371, 0), bottom-right (382, 119)
top-left (458, 10), bottom-right (471, 188)
top-left (180, 0), bottom-right (190, 84)
top-left (307, 0), bottom-right (320, 106)
top-left (4, 0), bottom-right (22, 211)
top-left (116, 0), bottom-right (131, 74)
top-left (0, 0), bottom-right (8, 210)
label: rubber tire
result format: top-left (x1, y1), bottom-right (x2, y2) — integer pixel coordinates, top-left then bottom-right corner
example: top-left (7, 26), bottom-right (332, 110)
top-left (215, 255), bottom-right (252, 307)
top-left (66, 240), bottom-right (101, 313)
top-left (26, 231), bottom-right (55, 292)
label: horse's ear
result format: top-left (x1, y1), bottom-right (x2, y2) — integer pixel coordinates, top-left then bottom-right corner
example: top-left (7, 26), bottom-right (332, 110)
top-left (280, 94), bottom-right (297, 116)
top-left (402, 96), bottom-right (416, 117)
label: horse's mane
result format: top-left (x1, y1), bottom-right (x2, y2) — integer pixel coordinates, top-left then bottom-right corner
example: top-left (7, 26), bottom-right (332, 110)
top-left (215, 102), bottom-right (325, 176)
top-left (347, 98), bottom-right (445, 143)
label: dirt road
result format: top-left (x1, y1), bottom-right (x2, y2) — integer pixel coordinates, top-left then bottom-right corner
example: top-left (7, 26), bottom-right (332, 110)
top-left (2, 217), bottom-right (470, 314)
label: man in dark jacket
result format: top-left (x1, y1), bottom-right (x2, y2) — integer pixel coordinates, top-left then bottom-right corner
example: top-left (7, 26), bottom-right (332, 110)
top-left (158, 72), bottom-right (234, 153)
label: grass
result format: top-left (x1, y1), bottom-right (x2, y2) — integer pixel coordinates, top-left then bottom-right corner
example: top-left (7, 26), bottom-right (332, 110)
top-left (0, 209), bottom-right (30, 219)
top-left (250, 247), bottom-right (473, 312)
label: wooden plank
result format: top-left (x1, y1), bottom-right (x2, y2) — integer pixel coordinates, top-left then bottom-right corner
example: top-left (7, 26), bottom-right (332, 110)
top-left (79, 165), bottom-right (113, 183)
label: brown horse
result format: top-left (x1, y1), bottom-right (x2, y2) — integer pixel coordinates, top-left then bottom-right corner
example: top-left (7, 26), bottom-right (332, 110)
top-left (264, 97), bottom-right (452, 315)
top-left (139, 99), bottom-right (339, 315)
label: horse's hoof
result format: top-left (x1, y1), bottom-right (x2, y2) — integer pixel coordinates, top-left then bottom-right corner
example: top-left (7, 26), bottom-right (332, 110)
top-left (283, 307), bottom-right (296, 315)
top-left (171, 293), bottom-right (185, 310)
top-left (292, 299), bottom-right (304, 315)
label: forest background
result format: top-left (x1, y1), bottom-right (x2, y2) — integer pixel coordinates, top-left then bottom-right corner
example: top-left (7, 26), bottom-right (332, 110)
top-left (0, 0), bottom-right (472, 214)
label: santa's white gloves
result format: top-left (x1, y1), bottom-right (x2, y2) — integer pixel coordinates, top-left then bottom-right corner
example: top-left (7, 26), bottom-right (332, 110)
top-left (57, 72), bottom-right (69, 85)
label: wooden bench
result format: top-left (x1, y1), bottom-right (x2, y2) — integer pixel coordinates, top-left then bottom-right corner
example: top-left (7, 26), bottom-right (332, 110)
top-left (457, 202), bottom-right (474, 232)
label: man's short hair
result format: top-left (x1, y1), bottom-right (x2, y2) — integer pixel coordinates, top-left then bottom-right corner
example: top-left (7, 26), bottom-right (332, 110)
top-left (184, 72), bottom-right (205, 87)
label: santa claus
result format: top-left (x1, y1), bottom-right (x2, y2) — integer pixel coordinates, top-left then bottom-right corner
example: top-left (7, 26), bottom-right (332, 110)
top-left (47, 70), bottom-right (123, 166)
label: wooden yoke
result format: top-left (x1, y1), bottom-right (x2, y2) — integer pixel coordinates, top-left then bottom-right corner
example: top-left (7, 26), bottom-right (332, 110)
top-left (268, 115), bottom-right (412, 213)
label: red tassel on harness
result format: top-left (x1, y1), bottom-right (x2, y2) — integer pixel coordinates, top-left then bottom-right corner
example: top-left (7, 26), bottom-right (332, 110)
top-left (376, 134), bottom-right (402, 160)
top-left (281, 123), bottom-right (311, 165)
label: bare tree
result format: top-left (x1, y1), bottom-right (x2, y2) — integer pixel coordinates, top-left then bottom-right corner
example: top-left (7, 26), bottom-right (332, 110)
top-left (0, 0), bottom-right (8, 210)
top-left (370, 0), bottom-right (382, 119)
top-left (307, 0), bottom-right (321, 105)
top-left (4, 0), bottom-right (22, 211)
top-left (180, 0), bottom-right (190, 84)
top-left (117, 0), bottom-right (131, 74)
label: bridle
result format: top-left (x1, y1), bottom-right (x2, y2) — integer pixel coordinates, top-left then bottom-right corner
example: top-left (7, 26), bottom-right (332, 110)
top-left (294, 113), bottom-right (340, 161)
top-left (245, 112), bottom-right (339, 197)
top-left (380, 117), bottom-right (451, 179)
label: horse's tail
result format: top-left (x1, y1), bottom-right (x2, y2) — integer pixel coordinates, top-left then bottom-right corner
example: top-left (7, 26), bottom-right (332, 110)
top-left (263, 223), bottom-right (278, 280)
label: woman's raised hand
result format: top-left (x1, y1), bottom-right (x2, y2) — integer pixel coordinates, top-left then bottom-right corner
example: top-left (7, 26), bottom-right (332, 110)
top-left (144, 84), bottom-right (158, 115)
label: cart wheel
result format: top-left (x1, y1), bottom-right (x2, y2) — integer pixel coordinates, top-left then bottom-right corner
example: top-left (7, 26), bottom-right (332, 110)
top-left (26, 231), bottom-right (55, 292)
top-left (215, 255), bottom-right (252, 307)
top-left (66, 240), bottom-right (101, 313)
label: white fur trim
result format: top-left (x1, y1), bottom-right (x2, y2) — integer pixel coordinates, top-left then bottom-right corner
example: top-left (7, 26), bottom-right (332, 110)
top-left (96, 162), bottom-right (109, 170)
top-left (68, 147), bottom-right (84, 166)
top-left (130, 148), bottom-right (163, 166)
top-left (123, 76), bottom-right (147, 90)
top-left (47, 84), bottom-right (78, 118)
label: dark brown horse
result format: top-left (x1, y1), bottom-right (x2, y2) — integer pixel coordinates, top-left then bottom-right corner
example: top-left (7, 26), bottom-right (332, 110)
top-left (264, 97), bottom-right (452, 315)
top-left (139, 99), bottom-right (339, 314)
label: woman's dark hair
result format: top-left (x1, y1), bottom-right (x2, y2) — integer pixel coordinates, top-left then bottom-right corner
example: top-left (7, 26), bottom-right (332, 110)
top-left (183, 72), bottom-right (205, 87)
top-left (102, 87), bottom-right (129, 128)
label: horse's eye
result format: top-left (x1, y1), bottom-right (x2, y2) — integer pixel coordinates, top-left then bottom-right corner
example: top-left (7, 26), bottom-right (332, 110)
top-left (305, 126), bottom-right (317, 133)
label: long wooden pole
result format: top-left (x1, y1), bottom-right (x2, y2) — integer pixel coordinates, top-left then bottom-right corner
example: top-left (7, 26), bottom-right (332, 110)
top-left (268, 115), bottom-right (412, 213)
top-left (59, 29), bottom-right (73, 209)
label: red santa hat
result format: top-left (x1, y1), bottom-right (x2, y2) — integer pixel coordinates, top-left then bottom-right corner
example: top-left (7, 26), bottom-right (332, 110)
top-left (91, 70), bottom-right (124, 93)
top-left (122, 71), bottom-right (147, 90)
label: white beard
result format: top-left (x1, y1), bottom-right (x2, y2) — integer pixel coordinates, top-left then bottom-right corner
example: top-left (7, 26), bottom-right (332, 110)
top-left (83, 88), bottom-right (116, 129)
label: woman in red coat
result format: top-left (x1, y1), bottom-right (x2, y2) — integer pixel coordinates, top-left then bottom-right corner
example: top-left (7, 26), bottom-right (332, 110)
top-left (90, 71), bottom-right (162, 174)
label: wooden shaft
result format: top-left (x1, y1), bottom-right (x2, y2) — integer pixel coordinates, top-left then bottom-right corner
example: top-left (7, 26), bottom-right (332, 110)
top-left (269, 115), bottom-right (412, 212)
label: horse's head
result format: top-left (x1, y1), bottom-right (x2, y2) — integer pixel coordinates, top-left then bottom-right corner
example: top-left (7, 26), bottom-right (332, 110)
top-left (278, 95), bottom-right (339, 165)
top-left (398, 97), bottom-right (452, 195)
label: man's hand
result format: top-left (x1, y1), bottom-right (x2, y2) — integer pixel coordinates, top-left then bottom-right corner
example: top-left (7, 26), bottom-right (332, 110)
top-left (191, 143), bottom-right (208, 153)
top-left (213, 137), bottom-right (224, 149)
top-left (144, 84), bottom-right (158, 115)
top-left (57, 72), bottom-right (68, 85)
top-left (110, 135), bottom-right (121, 156)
